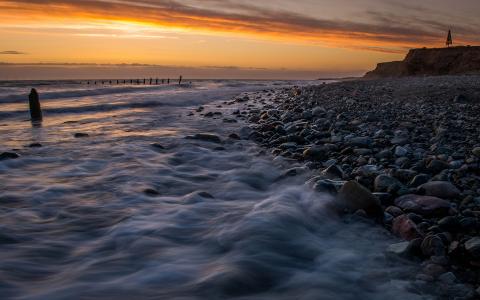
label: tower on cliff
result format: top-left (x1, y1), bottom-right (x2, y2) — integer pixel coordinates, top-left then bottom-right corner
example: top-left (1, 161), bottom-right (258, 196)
top-left (446, 29), bottom-right (453, 47)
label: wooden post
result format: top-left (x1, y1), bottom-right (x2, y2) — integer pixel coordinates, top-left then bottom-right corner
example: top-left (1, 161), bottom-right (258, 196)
top-left (156, 78), bottom-right (158, 85)
top-left (179, 75), bottom-right (183, 85)
top-left (149, 78), bottom-right (152, 85)
top-left (29, 88), bottom-right (43, 122)
top-left (167, 78), bottom-right (170, 84)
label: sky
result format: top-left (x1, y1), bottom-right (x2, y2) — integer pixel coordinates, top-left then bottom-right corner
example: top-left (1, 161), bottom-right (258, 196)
top-left (0, 0), bottom-right (479, 79)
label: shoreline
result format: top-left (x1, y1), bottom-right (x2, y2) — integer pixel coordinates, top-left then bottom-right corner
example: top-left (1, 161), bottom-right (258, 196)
top-left (237, 75), bottom-right (480, 298)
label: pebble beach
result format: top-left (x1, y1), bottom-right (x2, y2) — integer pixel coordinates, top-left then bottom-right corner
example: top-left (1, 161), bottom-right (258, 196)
top-left (234, 75), bottom-right (480, 299)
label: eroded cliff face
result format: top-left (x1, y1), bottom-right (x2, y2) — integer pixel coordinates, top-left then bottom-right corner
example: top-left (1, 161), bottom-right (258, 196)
top-left (365, 46), bottom-right (480, 78)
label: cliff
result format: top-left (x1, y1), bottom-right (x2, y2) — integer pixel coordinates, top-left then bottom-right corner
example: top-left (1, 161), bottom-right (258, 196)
top-left (365, 46), bottom-right (480, 78)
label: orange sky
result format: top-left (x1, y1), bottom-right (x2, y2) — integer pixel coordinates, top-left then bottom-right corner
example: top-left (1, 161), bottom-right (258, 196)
top-left (1, 0), bottom-right (479, 79)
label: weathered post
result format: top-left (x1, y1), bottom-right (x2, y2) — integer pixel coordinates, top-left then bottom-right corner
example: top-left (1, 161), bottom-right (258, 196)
top-left (179, 76), bottom-right (183, 85)
top-left (167, 78), bottom-right (170, 84)
top-left (143, 79), bottom-right (146, 85)
top-left (149, 78), bottom-right (152, 85)
top-left (29, 88), bottom-right (43, 122)
top-left (156, 78), bottom-right (158, 85)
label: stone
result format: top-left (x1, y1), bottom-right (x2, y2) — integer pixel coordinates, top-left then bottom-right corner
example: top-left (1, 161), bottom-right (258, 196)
top-left (473, 147), bottom-right (480, 157)
top-left (395, 146), bottom-right (408, 157)
top-left (312, 106), bottom-right (326, 116)
top-left (427, 159), bottom-right (449, 174)
top-left (204, 112), bottom-right (214, 117)
top-left (143, 188), bottom-right (160, 196)
top-left (374, 175), bottom-right (403, 193)
top-left (392, 214), bottom-right (421, 240)
top-left (438, 216), bottom-right (458, 230)
top-left (465, 237), bottom-right (480, 258)
top-left (438, 272), bottom-right (456, 284)
top-left (321, 164), bottom-right (344, 179)
top-left (337, 181), bottom-right (382, 217)
top-left (386, 242), bottom-right (410, 257)
top-left (151, 143), bottom-right (165, 150)
top-left (385, 206), bottom-right (403, 217)
top-left (74, 133), bottom-right (89, 138)
top-left (28, 143), bottom-right (42, 148)
top-left (353, 164), bottom-right (380, 177)
top-left (228, 133), bottom-right (241, 140)
top-left (454, 94), bottom-right (468, 103)
top-left (394, 194), bottom-right (451, 217)
top-left (303, 146), bottom-right (327, 161)
top-left (0, 152), bottom-right (20, 161)
top-left (409, 174), bottom-right (431, 188)
top-left (185, 133), bottom-right (222, 144)
top-left (421, 235), bottom-right (445, 257)
top-left (313, 179), bottom-right (344, 194)
top-left (418, 181), bottom-right (461, 199)
top-left (423, 264), bottom-right (446, 278)
top-left (348, 136), bottom-right (372, 147)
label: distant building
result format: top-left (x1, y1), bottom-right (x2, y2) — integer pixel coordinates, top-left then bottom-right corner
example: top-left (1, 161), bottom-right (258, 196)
top-left (446, 30), bottom-right (453, 47)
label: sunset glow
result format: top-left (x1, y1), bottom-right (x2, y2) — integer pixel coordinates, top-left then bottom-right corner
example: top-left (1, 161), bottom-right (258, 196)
top-left (1, 0), bottom-right (479, 79)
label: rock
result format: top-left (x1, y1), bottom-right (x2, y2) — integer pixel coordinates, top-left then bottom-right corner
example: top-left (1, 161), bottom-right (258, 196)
top-left (454, 94), bottom-right (469, 103)
top-left (394, 194), bottom-right (451, 216)
top-left (303, 146), bottom-right (327, 161)
top-left (409, 174), bottom-right (431, 188)
top-left (337, 181), bottom-right (382, 217)
top-left (28, 143), bottom-right (42, 148)
top-left (438, 272), bottom-right (456, 284)
top-left (427, 159), bottom-right (449, 174)
top-left (186, 133), bottom-right (222, 144)
top-left (374, 175), bottom-right (403, 193)
top-left (0, 152), bottom-right (20, 161)
top-left (423, 263), bottom-right (446, 278)
top-left (312, 106), bottom-right (326, 116)
top-left (386, 242), bottom-right (411, 257)
top-left (321, 165), bottom-right (344, 179)
top-left (348, 136), bottom-right (372, 147)
top-left (472, 147), bottom-right (480, 157)
top-left (151, 143), bottom-right (165, 150)
top-left (376, 149), bottom-right (392, 159)
top-left (228, 133), bottom-right (241, 140)
top-left (438, 216), bottom-right (458, 230)
top-left (465, 237), bottom-right (480, 258)
top-left (313, 179), bottom-right (344, 194)
top-left (395, 146), bottom-right (408, 157)
top-left (74, 133), bottom-right (89, 138)
top-left (421, 235), bottom-right (445, 257)
top-left (353, 165), bottom-right (380, 177)
top-left (392, 214), bottom-right (421, 240)
top-left (385, 206), bottom-right (403, 217)
top-left (143, 188), bottom-right (160, 196)
top-left (418, 181), bottom-right (461, 199)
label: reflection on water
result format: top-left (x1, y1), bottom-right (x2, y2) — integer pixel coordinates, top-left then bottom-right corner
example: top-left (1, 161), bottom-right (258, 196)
top-left (0, 81), bottom-right (436, 299)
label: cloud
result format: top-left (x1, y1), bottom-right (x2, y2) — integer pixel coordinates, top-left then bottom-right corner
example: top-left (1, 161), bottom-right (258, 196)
top-left (0, 0), bottom-right (479, 52)
top-left (0, 50), bottom-right (26, 55)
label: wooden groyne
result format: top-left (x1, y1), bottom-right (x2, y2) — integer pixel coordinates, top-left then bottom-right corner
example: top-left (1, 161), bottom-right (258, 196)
top-left (85, 76), bottom-right (185, 86)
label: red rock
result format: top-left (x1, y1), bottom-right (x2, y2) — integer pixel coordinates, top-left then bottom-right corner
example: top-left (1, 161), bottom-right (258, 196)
top-left (392, 214), bottom-right (421, 241)
top-left (394, 194), bottom-right (451, 217)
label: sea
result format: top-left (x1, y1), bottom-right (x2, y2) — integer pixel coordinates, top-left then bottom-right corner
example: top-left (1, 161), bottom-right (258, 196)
top-left (0, 80), bottom-right (436, 299)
